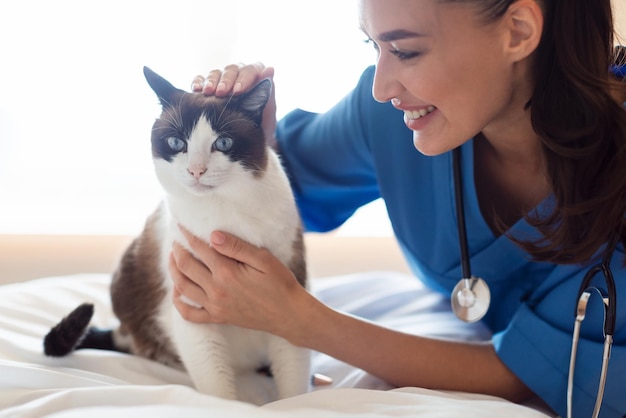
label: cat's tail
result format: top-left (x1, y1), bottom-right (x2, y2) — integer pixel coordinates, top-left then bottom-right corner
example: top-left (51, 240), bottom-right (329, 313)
top-left (43, 303), bottom-right (116, 357)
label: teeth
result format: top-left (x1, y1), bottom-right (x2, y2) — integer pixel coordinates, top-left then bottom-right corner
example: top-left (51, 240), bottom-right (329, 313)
top-left (405, 105), bottom-right (436, 120)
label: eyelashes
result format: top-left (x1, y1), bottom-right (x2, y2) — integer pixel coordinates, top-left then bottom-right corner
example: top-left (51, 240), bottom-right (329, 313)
top-left (390, 49), bottom-right (421, 61)
top-left (363, 37), bottom-right (421, 62)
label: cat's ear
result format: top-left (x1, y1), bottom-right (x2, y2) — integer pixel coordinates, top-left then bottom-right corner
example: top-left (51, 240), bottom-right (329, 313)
top-left (143, 66), bottom-right (185, 108)
top-left (234, 79), bottom-right (272, 125)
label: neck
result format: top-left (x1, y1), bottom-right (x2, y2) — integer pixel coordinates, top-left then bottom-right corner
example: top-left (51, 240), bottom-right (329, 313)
top-left (477, 132), bottom-right (544, 173)
top-left (479, 100), bottom-right (544, 172)
top-left (478, 55), bottom-right (544, 168)
top-left (473, 116), bottom-right (551, 233)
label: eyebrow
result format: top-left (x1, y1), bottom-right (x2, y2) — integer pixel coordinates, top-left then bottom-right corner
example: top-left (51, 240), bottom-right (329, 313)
top-left (377, 29), bottom-right (426, 42)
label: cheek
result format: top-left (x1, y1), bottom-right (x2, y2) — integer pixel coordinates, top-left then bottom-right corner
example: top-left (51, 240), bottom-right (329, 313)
top-left (206, 152), bottom-right (232, 175)
top-left (153, 158), bottom-right (185, 193)
top-left (440, 63), bottom-right (514, 129)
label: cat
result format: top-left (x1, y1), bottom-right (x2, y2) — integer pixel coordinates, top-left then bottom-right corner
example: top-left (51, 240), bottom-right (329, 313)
top-left (43, 66), bottom-right (311, 404)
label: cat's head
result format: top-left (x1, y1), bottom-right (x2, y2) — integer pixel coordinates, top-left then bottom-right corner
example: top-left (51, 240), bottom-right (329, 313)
top-left (143, 66), bottom-right (272, 197)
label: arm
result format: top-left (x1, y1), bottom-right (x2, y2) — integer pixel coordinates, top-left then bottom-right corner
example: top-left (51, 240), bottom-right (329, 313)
top-left (170, 228), bottom-right (533, 403)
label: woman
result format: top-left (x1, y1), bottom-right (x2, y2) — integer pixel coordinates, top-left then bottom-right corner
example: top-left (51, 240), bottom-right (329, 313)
top-left (170, 0), bottom-right (626, 416)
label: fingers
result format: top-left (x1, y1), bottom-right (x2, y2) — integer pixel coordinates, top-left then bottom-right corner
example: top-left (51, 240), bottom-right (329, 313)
top-left (191, 75), bottom-right (205, 93)
top-left (177, 226), bottom-right (225, 272)
top-left (169, 248), bottom-right (206, 298)
top-left (172, 287), bottom-right (214, 323)
top-left (209, 230), bottom-right (271, 271)
top-left (170, 241), bottom-right (213, 286)
top-left (191, 62), bottom-right (275, 97)
top-left (176, 225), bottom-right (258, 269)
top-left (169, 246), bottom-right (220, 323)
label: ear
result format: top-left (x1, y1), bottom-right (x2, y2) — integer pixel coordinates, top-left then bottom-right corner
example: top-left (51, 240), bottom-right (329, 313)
top-left (232, 79), bottom-right (272, 125)
top-left (502, 0), bottom-right (543, 62)
top-left (143, 66), bottom-right (186, 108)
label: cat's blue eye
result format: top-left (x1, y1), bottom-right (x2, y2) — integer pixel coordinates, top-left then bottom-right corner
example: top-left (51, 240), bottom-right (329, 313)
top-left (167, 137), bottom-right (186, 152)
top-left (214, 137), bottom-right (233, 152)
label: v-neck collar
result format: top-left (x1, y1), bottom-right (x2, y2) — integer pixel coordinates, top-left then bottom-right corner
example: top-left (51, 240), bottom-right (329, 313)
top-left (445, 140), bottom-right (555, 283)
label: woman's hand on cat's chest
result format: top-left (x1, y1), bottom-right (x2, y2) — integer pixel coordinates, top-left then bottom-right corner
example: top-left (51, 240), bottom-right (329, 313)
top-left (169, 227), bottom-right (308, 340)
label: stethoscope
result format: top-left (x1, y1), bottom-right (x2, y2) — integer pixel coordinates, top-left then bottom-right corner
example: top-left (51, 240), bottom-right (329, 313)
top-left (449, 146), bottom-right (618, 418)
top-left (450, 147), bottom-right (490, 323)
top-left (567, 232), bottom-right (618, 418)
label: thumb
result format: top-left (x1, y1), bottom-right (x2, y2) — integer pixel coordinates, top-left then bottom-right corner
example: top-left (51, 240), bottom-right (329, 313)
top-left (210, 231), bottom-right (263, 268)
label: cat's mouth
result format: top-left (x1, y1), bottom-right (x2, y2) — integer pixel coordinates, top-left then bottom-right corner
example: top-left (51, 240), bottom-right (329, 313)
top-left (188, 182), bottom-right (216, 194)
top-left (182, 169), bottom-right (229, 195)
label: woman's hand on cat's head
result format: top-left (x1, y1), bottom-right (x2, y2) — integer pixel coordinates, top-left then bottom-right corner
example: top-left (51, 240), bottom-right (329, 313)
top-left (191, 62), bottom-right (277, 146)
top-left (191, 62), bottom-right (274, 97)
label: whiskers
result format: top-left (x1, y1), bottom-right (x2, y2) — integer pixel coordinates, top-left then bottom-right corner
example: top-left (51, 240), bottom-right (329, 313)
top-left (167, 103), bottom-right (185, 132)
top-left (152, 99), bottom-right (188, 137)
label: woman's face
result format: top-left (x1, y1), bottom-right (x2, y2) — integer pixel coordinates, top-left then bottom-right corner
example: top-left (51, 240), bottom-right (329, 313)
top-left (360, 0), bottom-right (531, 155)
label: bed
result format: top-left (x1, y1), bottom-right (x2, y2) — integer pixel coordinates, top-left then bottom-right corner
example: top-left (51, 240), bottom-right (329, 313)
top-left (0, 270), bottom-right (553, 417)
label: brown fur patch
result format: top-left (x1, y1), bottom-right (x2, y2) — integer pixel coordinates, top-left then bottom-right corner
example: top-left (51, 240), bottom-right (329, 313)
top-left (110, 203), bottom-right (181, 367)
top-left (288, 225), bottom-right (308, 289)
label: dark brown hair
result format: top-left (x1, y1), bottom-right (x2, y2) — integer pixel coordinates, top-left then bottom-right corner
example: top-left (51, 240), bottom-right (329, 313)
top-left (455, 0), bottom-right (626, 264)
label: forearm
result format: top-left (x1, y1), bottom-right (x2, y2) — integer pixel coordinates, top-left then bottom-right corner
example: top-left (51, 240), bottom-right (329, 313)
top-left (288, 289), bottom-right (533, 403)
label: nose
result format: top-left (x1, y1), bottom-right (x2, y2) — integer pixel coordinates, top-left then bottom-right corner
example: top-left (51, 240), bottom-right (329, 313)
top-left (371, 58), bottom-right (404, 104)
top-left (187, 165), bottom-right (207, 179)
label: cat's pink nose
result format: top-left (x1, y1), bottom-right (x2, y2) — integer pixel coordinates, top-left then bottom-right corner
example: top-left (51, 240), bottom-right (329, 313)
top-left (187, 167), bottom-right (207, 179)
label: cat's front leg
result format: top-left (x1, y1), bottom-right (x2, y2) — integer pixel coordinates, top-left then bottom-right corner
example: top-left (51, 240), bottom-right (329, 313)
top-left (170, 313), bottom-right (237, 400)
top-left (267, 335), bottom-right (312, 399)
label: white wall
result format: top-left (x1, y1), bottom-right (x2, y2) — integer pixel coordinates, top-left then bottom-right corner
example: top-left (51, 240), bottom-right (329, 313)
top-left (614, 0), bottom-right (626, 43)
top-left (0, 0), bottom-right (383, 236)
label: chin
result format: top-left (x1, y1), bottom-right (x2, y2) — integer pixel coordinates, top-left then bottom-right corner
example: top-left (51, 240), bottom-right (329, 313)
top-left (412, 131), bottom-right (463, 157)
top-left (412, 139), bottom-right (448, 157)
top-left (187, 184), bottom-right (216, 197)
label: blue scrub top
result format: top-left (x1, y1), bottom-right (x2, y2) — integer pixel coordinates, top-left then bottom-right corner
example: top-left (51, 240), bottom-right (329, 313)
top-left (276, 66), bottom-right (626, 418)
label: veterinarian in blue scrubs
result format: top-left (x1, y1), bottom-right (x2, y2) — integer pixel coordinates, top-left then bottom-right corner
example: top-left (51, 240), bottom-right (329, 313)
top-left (170, 1), bottom-right (626, 416)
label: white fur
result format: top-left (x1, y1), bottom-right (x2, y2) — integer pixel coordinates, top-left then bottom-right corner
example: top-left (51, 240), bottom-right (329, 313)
top-left (153, 117), bottom-right (310, 404)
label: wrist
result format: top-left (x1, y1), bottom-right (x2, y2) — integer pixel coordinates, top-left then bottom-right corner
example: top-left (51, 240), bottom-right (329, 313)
top-left (280, 286), bottom-right (329, 348)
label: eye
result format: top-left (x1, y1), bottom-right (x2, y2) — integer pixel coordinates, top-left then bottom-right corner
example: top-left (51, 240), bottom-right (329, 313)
top-left (166, 137), bottom-right (186, 152)
top-left (364, 38), bottom-right (420, 62)
top-left (389, 48), bottom-right (421, 61)
top-left (213, 136), bottom-right (233, 152)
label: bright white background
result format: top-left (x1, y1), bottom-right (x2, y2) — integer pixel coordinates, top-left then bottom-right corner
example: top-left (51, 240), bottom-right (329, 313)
top-left (0, 0), bottom-right (393, 236)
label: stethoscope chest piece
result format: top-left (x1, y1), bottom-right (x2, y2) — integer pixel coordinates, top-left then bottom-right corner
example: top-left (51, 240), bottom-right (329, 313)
top-left (451, 276), bottom-right (490, 323)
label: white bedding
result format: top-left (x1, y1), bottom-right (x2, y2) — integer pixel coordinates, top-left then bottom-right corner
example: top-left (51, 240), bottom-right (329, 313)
top-left (0, 272), bottom-right (551, 417)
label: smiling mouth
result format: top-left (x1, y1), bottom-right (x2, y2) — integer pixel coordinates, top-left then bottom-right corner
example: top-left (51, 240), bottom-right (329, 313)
top-left (404, 105), bottom-right (436, 120)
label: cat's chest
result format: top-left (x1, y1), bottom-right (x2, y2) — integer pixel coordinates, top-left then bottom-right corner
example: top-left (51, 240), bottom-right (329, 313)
top-left (167, 197), bottom-right (268, 242)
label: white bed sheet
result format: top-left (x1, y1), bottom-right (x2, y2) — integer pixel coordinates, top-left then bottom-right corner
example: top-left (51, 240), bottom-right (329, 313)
top-left (0, 272), bottom-right (551, 417)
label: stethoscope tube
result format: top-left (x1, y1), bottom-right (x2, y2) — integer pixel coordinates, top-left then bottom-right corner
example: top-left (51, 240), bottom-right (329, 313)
top-left (453, 148), bottom-right (471, 279)
top-left (567, 233), bottom-right (619, 418)
top-left (451, 147), bottom-right (490, 323)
